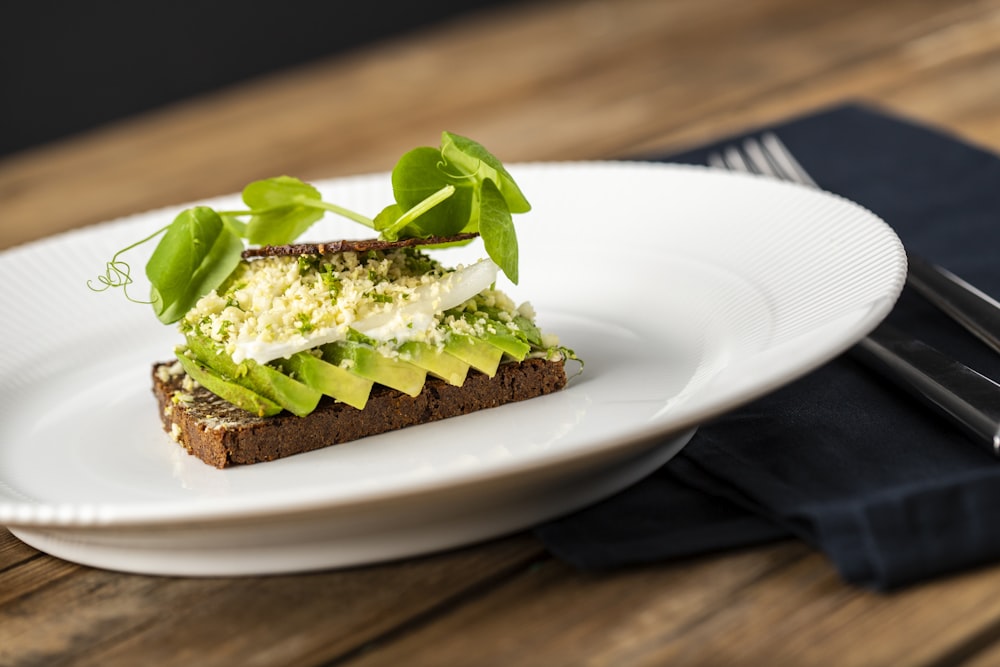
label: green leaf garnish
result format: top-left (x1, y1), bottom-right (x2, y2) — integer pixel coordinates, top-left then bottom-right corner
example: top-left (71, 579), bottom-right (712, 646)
top-left (242, 177), bottom-right (326, 245)
top-left (384, 146), bottom-right (475, 238)
top-left (240, 176), bottom-right (378, 245)
top-left (477, 179), bottom-right (518, 284)
top-left (377, 184), bottom-right (456, 240)
top-left (146, 206), bottom-right (245, 324)
top-left (440, 131), bottom-right (531, 213)
top-left (384, 132), bottom-right (529, 283)
top-left (92, 133), bottom-right (530, 319)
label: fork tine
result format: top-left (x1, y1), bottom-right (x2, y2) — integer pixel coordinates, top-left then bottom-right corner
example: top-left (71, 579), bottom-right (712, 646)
top-left (709, 146), bottom-right (755, 174)
top-left (709, 132), bottom-right (819, 190)
top-left (760, 132), bottom-right (819, 188)
top-left (707, 152), bottom-right (727, 170)
top-left (709, 132), bottom-right (821, 189)
top-left (740, 137), bottom-right (783, 179)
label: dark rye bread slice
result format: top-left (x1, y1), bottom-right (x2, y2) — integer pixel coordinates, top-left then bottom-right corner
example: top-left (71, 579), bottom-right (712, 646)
top-left (153, 358), bottom-right (568, 468)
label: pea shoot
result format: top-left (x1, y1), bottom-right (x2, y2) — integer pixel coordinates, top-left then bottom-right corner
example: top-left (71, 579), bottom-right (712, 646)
top-left (91, 132), bottom-right (530, 324)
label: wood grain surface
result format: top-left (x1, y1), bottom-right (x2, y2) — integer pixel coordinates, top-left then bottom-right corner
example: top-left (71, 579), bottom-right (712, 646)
top-left (4, 0), bottom-right (1000, 665)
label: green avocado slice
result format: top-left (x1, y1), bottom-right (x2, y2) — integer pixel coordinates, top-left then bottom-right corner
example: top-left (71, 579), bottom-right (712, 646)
top-left (477, 330), bottom-right (531, 361)
top-left (444, 335), bottom-right (504, 377)
top-left (175, 350), bottom-right (282, 417)
top-left (183, 333), bottom-right (321, 417)
top-left (278, 352), bottom-right (374, 410)
top-left (321, 341), bottom-right (427, 397)
top-left (398, 341), bottom-right (470, 387)
top-left (457, 313), bottom-right (532, 361)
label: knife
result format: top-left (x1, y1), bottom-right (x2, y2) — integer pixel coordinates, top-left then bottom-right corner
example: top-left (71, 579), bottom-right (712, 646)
top-left (906, 253), bottom-right (1000, 355)
top-left (852, 323), bottom-right (1000, 456)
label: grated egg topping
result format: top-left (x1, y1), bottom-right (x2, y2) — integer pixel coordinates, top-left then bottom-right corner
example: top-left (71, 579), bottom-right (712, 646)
top-left (182, 248), bottom-right (519, 364)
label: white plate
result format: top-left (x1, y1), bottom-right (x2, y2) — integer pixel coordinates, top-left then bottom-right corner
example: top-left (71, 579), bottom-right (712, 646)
top-left (0, 162), bottom-right (905, 575)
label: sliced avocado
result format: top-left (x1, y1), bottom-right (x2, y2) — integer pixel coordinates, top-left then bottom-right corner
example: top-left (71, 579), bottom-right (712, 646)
top-left (322, 341), bottom-right (427, 397)
top-left (398, 341), bottom-right (470, 387)
top-left (444, 335), bottom-right (504, 377)
top-left (175, 350), bottom-right (282, 417)
top-left (477, 331), bottom-right (531, 361)
top-left (459, 313), bottom-right (532, 360)
top-left (278, 352), bottom-right (373, 410)
top-left (184, 334), bottom-right (321, 417)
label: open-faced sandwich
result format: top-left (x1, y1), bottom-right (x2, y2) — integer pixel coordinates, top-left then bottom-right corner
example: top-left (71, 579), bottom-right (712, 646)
top-left (94, 133), bottom-right (577, 467)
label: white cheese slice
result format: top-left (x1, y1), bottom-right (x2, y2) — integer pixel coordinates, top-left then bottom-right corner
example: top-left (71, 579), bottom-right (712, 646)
top-left (353, 258), bottom-right (499, 342)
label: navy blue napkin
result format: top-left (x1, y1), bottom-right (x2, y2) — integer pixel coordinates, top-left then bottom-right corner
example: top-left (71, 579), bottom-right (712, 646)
top-left (535, 102), bottom-right (1000, 590)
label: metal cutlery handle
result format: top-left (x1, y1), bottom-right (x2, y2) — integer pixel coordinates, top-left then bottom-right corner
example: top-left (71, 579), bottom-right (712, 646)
top-left (852, 323), bottom-right (1000, 455)
top-left (906, 254), bottom-right (1000, 355)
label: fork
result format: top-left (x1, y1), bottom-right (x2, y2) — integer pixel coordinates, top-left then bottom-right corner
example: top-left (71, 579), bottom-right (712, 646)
top-left (708, 133), bottom-right (1000, 455)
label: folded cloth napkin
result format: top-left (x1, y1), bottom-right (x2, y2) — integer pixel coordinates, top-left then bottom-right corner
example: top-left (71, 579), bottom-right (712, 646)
top-left (534, 102), bottom-right (1000, 590)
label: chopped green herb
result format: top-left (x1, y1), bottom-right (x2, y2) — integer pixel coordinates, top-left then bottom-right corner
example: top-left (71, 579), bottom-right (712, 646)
top-left (296, 313), bottom-right (315, 333)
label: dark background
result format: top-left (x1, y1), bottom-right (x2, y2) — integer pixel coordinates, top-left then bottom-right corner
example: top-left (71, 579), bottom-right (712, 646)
top-left (1, 1), bottom-right (514, 157)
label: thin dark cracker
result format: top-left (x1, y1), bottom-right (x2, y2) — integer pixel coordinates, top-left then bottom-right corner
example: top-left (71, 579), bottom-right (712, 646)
top-left (242, 233), bottom-right (479, 259)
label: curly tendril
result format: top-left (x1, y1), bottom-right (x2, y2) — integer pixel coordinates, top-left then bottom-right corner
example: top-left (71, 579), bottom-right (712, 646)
top-left (87, 225), bottom-right (168, 304)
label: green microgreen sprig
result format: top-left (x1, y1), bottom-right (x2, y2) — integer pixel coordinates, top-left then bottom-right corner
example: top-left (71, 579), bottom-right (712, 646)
top-left (90, 131), bottom-right (529, 324)
top-left (87, 225), bottom-right (167, 304)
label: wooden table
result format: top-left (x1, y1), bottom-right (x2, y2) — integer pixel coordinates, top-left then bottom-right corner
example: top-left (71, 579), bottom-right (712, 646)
top-left (4, 0), bottom-right (1000, 664)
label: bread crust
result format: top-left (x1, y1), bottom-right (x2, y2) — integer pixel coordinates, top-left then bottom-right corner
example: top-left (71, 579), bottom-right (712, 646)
top-left (153, 358), bottom-right (568, 468)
